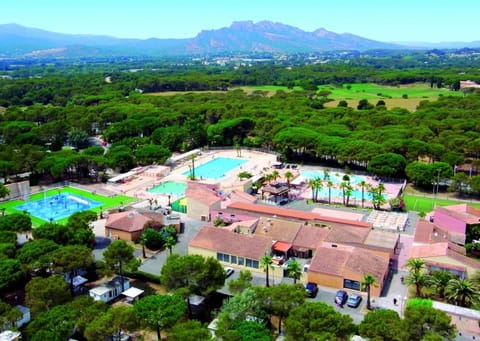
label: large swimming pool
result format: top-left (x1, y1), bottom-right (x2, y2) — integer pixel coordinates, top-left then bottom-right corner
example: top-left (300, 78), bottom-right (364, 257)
top-left (15, 192), bottom-right (102, 222)
top-left (148, 181), bottom-right (187, 197)
top-left (183, 157), bottom-right (248, 180)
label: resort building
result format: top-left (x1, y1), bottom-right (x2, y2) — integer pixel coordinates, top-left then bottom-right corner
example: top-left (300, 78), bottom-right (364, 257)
top-left (431, 204), bottom-right (480, 245)
top-left (409, 220), bottom-right (480, 278)
top-left (188, 201), bottom-right (400, 295)
top-left (185, 182), bottom-right (222, 221)
top-left (105, 209), bottom-right (180, 241)
top-left (188, 226), bottom-right (272, 274)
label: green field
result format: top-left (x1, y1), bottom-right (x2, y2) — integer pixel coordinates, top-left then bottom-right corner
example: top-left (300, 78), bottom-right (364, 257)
top-left (241, 83), bottom-right (462, 111)
top-left (0, 186), bottom-right (136, 226)
top-left (317, 83), bottom-right (460, 100)
top-left (403, 194), bottom-right (480, 213)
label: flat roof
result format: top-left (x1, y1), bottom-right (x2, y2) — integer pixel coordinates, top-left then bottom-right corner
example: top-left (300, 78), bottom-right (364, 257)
top-left (122, 287), bottom-right (144, 298)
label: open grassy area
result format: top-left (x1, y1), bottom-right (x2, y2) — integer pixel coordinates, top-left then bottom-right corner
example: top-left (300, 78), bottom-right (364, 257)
top-left (0, 186), bottom-right (136, 226)
top-left (403, 194), bottom-right (480, 213)
top-left (322, 83), bottom-right (462, 111)
top-left (144, 83), bottom-right (461, 111)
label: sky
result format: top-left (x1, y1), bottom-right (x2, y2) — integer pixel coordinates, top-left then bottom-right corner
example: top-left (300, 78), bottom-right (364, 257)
top-left (1, 0), bottom-right (479, 43)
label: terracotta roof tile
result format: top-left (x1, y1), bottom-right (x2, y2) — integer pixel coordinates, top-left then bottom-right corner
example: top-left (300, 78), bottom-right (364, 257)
top-left (310, 246), bottom-right (389, 281)
top-left (345, 248), bottom-right (389, 281)
top-left (309, 246), bottom-right (350, 276)
top-left (186, 182), bottom-right (221, 206)
top-left (254, 217), bottom-right (302, 243)
top-left (363, 230), bottom-right (399, 251)
top-left (230, 190), bottom-right (257, 203)
top-left (414, 220), bottom-right (449, 244)
top-left (227, 202), bottom-right (371, 227)
top-left (293, 225), bottom-right (329, 250)
top-left (435, 205), bottom-right (480, 225)
top-left (105, 211), bottom-right (154, 232)
top-left (324, 224), bottom-right (370, 244)
top-left (446, 249), bottom-right (480, 269)
top-left (189, 226), bottom-right (272, 260)
top-left (409, 242), bottom-right (449, 258)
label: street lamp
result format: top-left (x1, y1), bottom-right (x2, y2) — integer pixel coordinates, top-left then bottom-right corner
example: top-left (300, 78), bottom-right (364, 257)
top-left (400, 296), bottom-right (408, 317)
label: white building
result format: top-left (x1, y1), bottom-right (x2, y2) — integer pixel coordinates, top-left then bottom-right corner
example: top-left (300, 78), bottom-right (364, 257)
top-left (89, 276), bottom-right (130, 303)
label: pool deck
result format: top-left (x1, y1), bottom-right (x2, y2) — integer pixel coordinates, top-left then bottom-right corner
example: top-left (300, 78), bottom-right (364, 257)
top-left (89, 149), bottom-right (403, 211)
top-left (100, 149), bottom-right (277, 206)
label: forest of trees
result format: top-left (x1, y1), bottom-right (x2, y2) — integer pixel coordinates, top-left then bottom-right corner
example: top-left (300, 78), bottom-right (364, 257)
top-left (1, 59), bottom-right (480, 195)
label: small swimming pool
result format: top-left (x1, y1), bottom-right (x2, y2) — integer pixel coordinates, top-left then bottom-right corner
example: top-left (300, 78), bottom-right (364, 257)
top-left (183, 157), bottom-right (248, 180)
top-left (15, 192), bottom-right (102, 222)
top-left (148, 181), bottom-right (187, 197)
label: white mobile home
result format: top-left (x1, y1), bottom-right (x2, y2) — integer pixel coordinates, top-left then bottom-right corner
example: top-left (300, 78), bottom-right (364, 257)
top-left (89, 276), bottom-right (130, 303)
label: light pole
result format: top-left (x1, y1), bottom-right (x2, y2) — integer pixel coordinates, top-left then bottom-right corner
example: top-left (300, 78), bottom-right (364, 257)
top-left (400, 295), bottom-right (408, 317)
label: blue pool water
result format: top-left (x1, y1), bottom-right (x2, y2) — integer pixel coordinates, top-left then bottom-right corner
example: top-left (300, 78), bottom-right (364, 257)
top-left (183, 157), bottom-right (248, 179)
top-left (301, 171), bottom-right (374, 201)
top-left (148, 181), bottom-right (187, 197)
top-left (15, 192), bottom-right (102, 222)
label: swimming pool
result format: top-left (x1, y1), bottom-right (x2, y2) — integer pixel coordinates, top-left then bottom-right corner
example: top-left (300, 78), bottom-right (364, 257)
top-left (15, 192), bottom-right (102, 222)
top-left (301, 171), bottom-right (363, 185)
top-left (183, 157), bottom-right (248, 180)
top-left (301, 171), bottom-right (374, 201)
top-left (148, 181), bottom-right (187, 197)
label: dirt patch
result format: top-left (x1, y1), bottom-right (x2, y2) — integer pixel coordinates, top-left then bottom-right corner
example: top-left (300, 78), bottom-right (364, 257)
top-left (324, 98), bottom-right (426, 111)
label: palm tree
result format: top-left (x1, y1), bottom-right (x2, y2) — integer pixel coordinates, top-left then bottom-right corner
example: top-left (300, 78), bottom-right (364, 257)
top-left (309, 177), bottom-right (323, 202)
top-left (164, 236), bottom-right (176, 255)
top-left (361, 273), bottom-right (378, 310)
top-left (286, 260), bottom-right (302, 284)
top-left (345, 183), bottom-right (353, 206)
top-left (339, 181), bottom-right (348, 205)
top-left (284, 171), bottom-right (294, 188)
top-left (271, 170), bottom-right (280, 182)
top-left (427, 270), bottom-right (454, 299)
top-left (139, 232), bottom-right (147, 258)
top-left (326, 180), bottom-right (334, 204)
top-left (260, 254), bottom-right (273, 287)
top-left (358, 180), bottom-right (368, 208)
top-left (445, 279), bottom-right (479, 307)
top-left (406, 258), bottom-right (426, 297)
top-left (406, 258), bottom-right (425, 274)
top-left (265, 173), bottom-right (274, 184)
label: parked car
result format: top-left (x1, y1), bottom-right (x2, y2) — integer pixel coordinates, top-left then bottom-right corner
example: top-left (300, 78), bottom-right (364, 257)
top-left (224, 267), bottom-right (234, 278)
top-left (305, 283), bottom-right (319, 298)
top-left (335, 290), bottom-right (348, 306)
top-left (346, 294), bottom-right (362, 308)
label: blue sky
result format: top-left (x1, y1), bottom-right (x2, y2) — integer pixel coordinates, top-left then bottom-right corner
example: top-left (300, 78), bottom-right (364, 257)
top-left (1, 0), bottom-right (479, 42)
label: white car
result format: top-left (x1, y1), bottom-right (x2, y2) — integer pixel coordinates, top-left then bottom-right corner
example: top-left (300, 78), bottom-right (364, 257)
top-left (224, 267), bottom-right (234, 278)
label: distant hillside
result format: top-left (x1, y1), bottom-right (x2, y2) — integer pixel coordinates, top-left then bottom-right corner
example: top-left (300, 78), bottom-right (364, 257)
top-left (0, 21), bottom-right (477, 58)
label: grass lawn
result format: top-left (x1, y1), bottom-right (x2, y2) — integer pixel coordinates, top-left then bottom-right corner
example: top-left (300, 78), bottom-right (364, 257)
top-left (0, 186), bottom-right (136, 227)
top-left (321, 83), bottom-right (462, 111)
top-left (403, 194), bottom-right (480, 213)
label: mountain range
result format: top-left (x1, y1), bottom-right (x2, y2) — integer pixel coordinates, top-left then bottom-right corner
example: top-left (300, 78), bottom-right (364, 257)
top-left (0, 21), bottom-right (479, 58)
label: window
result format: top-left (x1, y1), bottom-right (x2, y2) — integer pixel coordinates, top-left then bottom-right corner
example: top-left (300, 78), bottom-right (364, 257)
top-left (238, 257), bottom-right (244, 266)
top-left (231, 255), bottom-right (237, 264)
top-left (246, 259), bottom-right (252, 268)
top-left (343, 279), bottom-right (361, 291)
top-left (217, 252), bottom-right (230, 262)
top-left (252, 260), bottom-right (259, 269)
